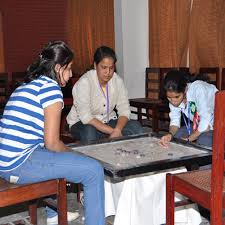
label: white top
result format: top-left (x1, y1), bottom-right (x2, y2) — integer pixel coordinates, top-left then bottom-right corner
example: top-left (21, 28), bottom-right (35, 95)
top-left (169, 80), bottom-right (218, 132)
top-left (66, 69), bottom-right (130, 126)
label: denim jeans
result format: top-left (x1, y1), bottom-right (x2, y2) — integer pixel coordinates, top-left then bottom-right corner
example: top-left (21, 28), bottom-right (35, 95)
top-left (71, 119), bottom-right (144, 144)
top-left (0, 146), bottom-right (105, 225)
top-left (174, 126), bottom-right (213, 148)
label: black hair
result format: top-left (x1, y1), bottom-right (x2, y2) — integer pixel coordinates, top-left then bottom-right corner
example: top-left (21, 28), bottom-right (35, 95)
top-left (93, 46), bottom-right (117, 65)
top-left (164, 69), bottom-right (209, 93)
top-left (25, 41), bottom-right (74, 84)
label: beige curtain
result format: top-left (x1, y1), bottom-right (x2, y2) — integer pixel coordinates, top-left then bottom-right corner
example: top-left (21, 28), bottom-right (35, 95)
top-left (0, 12), bottom-right (5, 72)
top-left (149, 0), bottom-right (191, 67)
top-left (66, 0), bottom-right (115, 75)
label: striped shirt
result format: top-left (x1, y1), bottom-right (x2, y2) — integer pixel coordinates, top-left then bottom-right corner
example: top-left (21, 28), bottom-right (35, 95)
top-left (0, 76), bottom-right (63, 171)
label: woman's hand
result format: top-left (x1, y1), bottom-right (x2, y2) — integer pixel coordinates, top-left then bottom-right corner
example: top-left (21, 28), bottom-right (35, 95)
top-left (109, 127), bottom-right (122, 139)
top-left (181, 137), bottom-right (190, 142)
top-left (158, 133), bottom-right (173, 148)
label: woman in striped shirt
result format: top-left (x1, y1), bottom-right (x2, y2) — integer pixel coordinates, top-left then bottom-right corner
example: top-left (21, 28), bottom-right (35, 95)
top-left (0, 41), bottom-right (105, 225)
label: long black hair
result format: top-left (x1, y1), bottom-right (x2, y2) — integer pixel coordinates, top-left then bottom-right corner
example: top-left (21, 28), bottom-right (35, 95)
top-left (25, 41), bottom-right (74, 84)
top-left (164, 69), bottom-right (209, 93)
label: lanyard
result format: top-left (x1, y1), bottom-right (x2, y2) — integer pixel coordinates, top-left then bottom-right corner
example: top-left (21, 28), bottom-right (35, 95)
top-left (181, 102), bottom-right (191, 136)
top-left (99, 83), bottom-right (109, 122)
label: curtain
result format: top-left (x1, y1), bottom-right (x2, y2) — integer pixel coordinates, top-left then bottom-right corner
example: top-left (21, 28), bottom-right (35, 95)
top-left (149, 0), bottom-right (225, 74)
top-left (149, 0), bottom-right (191, 67)
top-left (189, 0), bottom-right (225, 73)
top-left (66, 0), bottom-right (115, 75)
top-left (0, 12), bottom-right (5, 72)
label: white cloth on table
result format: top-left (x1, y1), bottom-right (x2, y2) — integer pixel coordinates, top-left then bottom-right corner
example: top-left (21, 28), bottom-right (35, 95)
top-left (104, 168), bottom-right (202, 225)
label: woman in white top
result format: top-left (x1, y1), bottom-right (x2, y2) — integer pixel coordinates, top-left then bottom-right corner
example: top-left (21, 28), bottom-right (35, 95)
top-left (159, 70), bottom-right (218, 148)
top-left (67, 46), bottom-right (143, 144)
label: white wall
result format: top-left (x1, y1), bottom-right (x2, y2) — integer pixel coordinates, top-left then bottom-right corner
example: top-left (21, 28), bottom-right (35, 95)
top-left (114, 0), bottom-right (149, 99)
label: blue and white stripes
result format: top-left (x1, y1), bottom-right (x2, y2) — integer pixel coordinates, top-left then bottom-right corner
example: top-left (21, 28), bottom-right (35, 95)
top-left (0, 76), bottom-right (63, 171)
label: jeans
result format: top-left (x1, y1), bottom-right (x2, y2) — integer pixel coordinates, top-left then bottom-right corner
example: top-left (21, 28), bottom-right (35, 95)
top-left (174, 126), bottom-right (213, 148)
top-left (71, 119), bottom-right (144, 144)
top-left (0, 146), bottom-right (105, 225)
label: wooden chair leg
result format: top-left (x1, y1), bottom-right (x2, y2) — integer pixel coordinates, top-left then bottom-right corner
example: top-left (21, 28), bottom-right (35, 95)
top-left (57, 179), bottom-right (68, 225)
top-left (166, 174), bottom-right (174, 225)
top-left (137, 107), bottom-right (142, 125)
top-left (77, 183), bottom-right (81, 203)
top-left (152, 108), bottom-right (159, 133)
top-left (211, 202), bottom-right (223, 225)
top-left (28, 200), bottom-right (37, 225)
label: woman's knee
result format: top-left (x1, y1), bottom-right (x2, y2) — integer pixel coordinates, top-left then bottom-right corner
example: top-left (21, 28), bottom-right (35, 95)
top-left (80, 125), bottom-right (98, 143)
top-left (84, 158), bottom-right (104, 183)
top-left (196, 131), bottom-right (213, 148)
top-left (174, 127), bottom-right (189, 139)
top-left (123, 120), bottom-right (144, 135)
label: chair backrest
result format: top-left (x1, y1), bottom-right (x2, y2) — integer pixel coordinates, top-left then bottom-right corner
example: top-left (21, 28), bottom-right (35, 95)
top-left (199, 67), bottom-right (220, 89)
top-left (211, 90), bottom-right (225, 210)
top-left (145, 67), bottom-right (189, 100)
top-left (145, 67), bottom-right (176, 100)
top-left (10, 72), bottom-right (26, 95)
top-left (0, 73), bottom-right (9, 115)
top-left (61, 74), bottom-right (79, 99)
top-left (221, 68), bottom-right (225, 90)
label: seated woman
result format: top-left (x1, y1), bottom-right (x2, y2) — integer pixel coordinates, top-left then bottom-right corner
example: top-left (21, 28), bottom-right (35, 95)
top-left (0, 41), bottom-right (105, 225)
top-left (159, 69), bottom-right (218, 148)
top-left (66, 46), bottom-right (143, 144)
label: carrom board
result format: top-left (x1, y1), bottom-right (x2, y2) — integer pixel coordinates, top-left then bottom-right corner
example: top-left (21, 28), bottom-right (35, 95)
top-left (70, 135), bottom-right (212, 178)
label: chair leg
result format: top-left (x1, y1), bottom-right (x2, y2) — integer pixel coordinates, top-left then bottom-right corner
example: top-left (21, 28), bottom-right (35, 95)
top-left (28, 200), bottom-right (37, 225)
top-left (166, 174), bottom-right (174, 225)
top-left (77, 183), bottom-right (81, 203)
top-left (211, 201), bottom-right (223, 225)
top-left (57, 179), bottom-right (68, 225)
top-left (152, 108), bottom-right (159, 133)
top-left (137, 107), bottom-right (142, 125)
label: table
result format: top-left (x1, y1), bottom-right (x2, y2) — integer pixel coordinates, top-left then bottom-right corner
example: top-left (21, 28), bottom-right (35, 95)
top-left (70, 134), bottom-right (212, 225)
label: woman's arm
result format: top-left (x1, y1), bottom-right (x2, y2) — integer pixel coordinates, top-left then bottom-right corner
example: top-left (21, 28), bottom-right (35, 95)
top-left (109, 116), bottom-right (128, 138)
top-left (159, 125), bottom-right (179, 147)
top-left (88, 118), bottom-right (114, 134)
top-left (44, 101), bottom-right (69, 152)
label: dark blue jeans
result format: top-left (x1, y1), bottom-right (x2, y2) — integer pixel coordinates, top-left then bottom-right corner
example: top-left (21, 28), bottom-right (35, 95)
top-left (174, 126), bottom-right (213, 148)
top-left (70, 119), bottom-right (144, 144)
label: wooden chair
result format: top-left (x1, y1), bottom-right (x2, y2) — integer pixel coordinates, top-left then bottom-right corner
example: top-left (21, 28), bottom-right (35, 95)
top-left (199, 67), bottom-right (220, 89)
top-left (9, 72), bottom-right (26, 95)
top-left (0, 72), bottom-right (9, 115)
top-left (130, 67), bottom-right (188, 133)
top-left (0, 178), bottom-right (68, 225)
top-left (166, 90), bottom-right (225, 225)
top-left (221, 68), bottom-right (225, 90)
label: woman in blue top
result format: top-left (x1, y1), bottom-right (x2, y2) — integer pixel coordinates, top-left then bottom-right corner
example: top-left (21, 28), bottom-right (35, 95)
top-left (159, 69), bottom-right (218, 148)
top-left (0, 41), bottom-right (105, 225)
